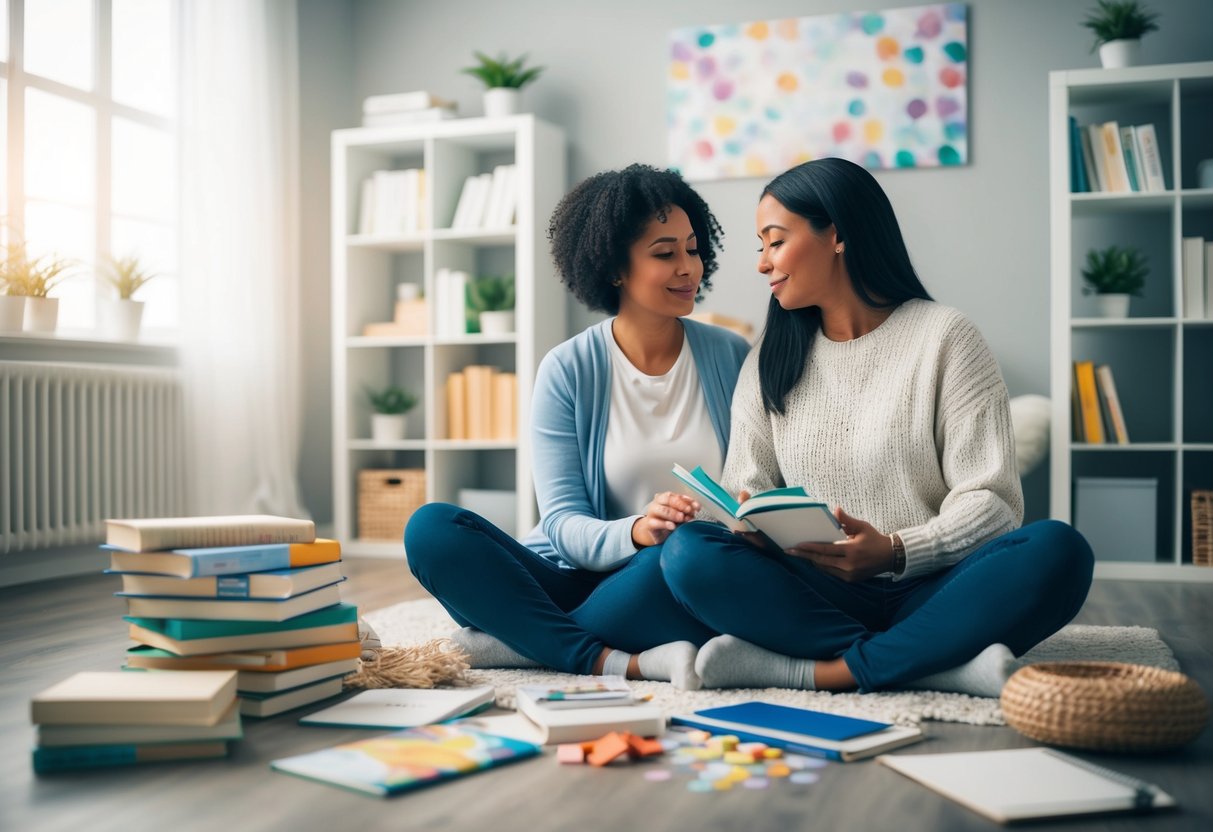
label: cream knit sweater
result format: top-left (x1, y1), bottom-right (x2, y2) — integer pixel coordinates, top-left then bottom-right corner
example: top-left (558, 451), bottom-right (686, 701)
top-left (722, 299), bottom-right (1023, 581)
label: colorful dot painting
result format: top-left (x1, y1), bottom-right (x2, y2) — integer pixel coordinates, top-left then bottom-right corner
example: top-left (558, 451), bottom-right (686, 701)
top-left (668, 3), bottom-right (968, 180)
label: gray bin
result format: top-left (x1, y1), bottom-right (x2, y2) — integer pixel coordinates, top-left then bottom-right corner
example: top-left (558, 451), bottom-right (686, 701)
top-left (1074, 477), bottom-right (1157, 562)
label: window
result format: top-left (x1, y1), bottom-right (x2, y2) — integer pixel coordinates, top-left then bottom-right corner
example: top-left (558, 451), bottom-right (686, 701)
top-left (1, 0), bottom-right (180, 337)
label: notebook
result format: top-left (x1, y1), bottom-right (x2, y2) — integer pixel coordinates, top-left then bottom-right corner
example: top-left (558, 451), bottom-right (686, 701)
top-left (298, 686), bottom-right (495, 729)
top-left (514, 684), bottom-right (664, 744)
top-left (877, 747), bottom-right (1176, 823)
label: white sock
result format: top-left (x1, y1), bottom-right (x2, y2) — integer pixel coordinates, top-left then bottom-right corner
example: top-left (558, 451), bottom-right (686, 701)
top-left (637, 641), bottom-right (701, 691)
top-left (903, 643), bottom-right (1017, 698)
top-left (694, 635), bottom-right (815, 690)
top-left (450, 627), bottom-right (542, 669)
top-left (357, 618), bottom-right (381, 661)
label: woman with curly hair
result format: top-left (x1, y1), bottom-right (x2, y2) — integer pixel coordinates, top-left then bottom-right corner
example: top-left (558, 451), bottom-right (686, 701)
top-left (405, 164), bottom-right (750, 688)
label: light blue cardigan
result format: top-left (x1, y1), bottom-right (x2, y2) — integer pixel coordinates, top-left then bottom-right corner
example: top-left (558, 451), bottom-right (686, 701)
top-left (520, 317), bottom-right (750, 571)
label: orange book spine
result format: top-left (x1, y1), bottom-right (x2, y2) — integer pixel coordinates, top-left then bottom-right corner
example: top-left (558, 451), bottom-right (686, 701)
top-left (447, 372), bottom-right (467, 440)
top-left (464, 365), bottom-right (495, 440)
top-left (1074, 361), bottom-right (1104, 444)
top-left (288, 539), bottom-right (342, 567)
top-left (492, 372), bottom-right (517, 440)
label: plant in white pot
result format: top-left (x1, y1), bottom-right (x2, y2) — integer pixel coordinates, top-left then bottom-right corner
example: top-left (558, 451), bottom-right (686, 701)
top-left (367, 385), bottom-right (418, 443)
top-left (99, 254), bottom-right (157, 341)
top-left (468, 274), bottom-right (515, 335)
top-left (1082, 245), bottom-right (1147, 317)
top-left (0, 242), bottom-right (73, 334)
top-left (461, 52), bottom-right (543, 119)
top-left (1082, 0), bottom-right (1160, 69)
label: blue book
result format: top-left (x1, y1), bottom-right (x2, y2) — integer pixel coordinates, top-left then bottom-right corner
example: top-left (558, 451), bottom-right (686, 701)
top-left (124, 601), bottom-right (359, 640)
top-left (1069, 115), bottom-right (1089, 193)
top-left (670, 701), bottom-right (924, 762)
top-left (33, 741), bottom-right (230, 773)
top-left (105, 539), bottom-right (341, 578)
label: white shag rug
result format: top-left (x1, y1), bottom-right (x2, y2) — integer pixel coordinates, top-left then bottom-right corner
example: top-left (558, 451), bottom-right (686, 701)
top-left (365, 598), bottom-right (1179, 728)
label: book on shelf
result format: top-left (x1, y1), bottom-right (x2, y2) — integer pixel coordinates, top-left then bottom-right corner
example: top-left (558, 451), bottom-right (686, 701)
top-left (671, 701), bottom-right (923, 763)
top-left (445, 367), bottom-right (517, 441)
top-left (1070, 361), bottom-right (1084, 442)
top-left (451, 172), bottom-right (493, 229)
top-left (1206, 241), bottom-right (1213, 319)
top-left (362, 91), bottom-right (456, 115)
top-left (110, 561), bottom-right (344, 599)
top-left (1068, 116), bottom-right (1088, 193)
top-left (446, 372), bottom-right (467, 439)
top-left (36, 701), bottom-right (243, 748)
top-left (1072, 360), bottom-right (1105, 444)
top-left (239, 676), bottom-right (345, 718)
top-left (234, 658), bottom-right (360, 694)
top-left (1135, 123), bottom-right (1166, 192)
top-left (1095, 364), bottom-right (1130, 445)
top-left (492, 372), bottom-right (518, 440)
top-left (671, 464), bottom-right (846, 548)
top-left (299, 685), bottom-right (496, 729)
top-left (31, 670), bottom-right (237, 727)
top-left (464, 364), bottom-right (496, 440)
top-left (1120, 125), bottom-right (1147, 193)
top-left (877, 747), bottom-right (1175, 824)
top-left (125, 641), bottom-right (362, 673)
top-left (1087, 122), bottom-right (1131, 193)
top-left (434, 267), bottom-right (472, 336)
top-left (514, 684), bottom-right (664, 744)
top-left (363, 107), bottom-right (456, 128)
top-left (1079, 126), bottom-right (1102, 192)
top-left (121, 582), bottom-right (343, 623)
top-left (270, 723), bottom-right (541, 797)
top-left (1182, 237), bottom-right (1206, 318)
top-left (516, 676), bottom-right (638, 710)
top-left (105, 515), bottom-right (315, 554)
top-left (32, 741), bottom-right (231, 773)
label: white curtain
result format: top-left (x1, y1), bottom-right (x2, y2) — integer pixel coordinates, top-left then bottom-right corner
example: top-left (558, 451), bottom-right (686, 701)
top-left (178, 0), bottom-right (306, 518)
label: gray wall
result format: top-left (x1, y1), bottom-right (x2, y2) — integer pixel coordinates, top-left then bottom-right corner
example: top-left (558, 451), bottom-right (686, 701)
top-left (298, 0), bottom-right (1213, 525)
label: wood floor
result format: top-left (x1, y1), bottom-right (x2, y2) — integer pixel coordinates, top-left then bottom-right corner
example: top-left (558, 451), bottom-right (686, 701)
top-left (3, 559), bottom-right (1211, 832)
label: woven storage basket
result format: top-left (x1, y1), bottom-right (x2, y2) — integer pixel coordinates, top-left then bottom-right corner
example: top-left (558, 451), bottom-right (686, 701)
top-left (1193, 490), bottom-right (1212, 567)
top-left (358, 468), bottom-right (425, 541)
top-left (1001, 661), bottom-right (1209, 752)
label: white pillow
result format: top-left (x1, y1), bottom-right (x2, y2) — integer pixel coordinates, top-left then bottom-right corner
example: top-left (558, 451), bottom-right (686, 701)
top-left (1009, 394), bottom-right (1051, 476)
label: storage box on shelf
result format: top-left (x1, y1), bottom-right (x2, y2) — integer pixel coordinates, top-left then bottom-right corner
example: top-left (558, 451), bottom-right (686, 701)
top-left (332, 116), bottom-right (566, 555)
top-left (1050, 61), bottom-right (1213, 581)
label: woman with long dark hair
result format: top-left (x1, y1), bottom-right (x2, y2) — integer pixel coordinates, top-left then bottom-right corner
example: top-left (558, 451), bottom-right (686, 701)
top-left (660, 158), bottom-right (1093, 697)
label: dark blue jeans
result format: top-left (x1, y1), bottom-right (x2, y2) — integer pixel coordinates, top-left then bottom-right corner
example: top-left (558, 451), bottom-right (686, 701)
top-left (403, 502), bottom-right (718, 674)
top-left (660, 519), bottom-right (1095, 692)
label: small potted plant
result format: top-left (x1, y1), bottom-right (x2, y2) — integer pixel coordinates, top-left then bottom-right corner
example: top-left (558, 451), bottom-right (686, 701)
top-left (1081, 0), bottom-right (1160, 69)
top-left (461, 51), bottom-right (544, 119)
top-left (468, 274), bottom-right (515, 335)
top-left (99, 254), bottom-right (158, 341)
top-left (367, 384), bottom-right (419, 442)
top-left (0, 242), bottom-right (73, 334)
top-left (1082, 245), bottom-right (1147, 317)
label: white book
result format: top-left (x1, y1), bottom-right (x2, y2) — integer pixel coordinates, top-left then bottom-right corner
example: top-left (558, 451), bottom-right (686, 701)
top-left (1134, 124), bottom-right (1166, 192)
top-left (1119, 125), bottom-right (1143, 191)
top-left (491, 165), bottom-right (518, 228)
top-left (1182, 237), bottom-right (1205, 318)
top-left (416, 169), bottom-right (428, 231)
top-left (467, 172), bottom-right (494, 228)
top-left (482, 166), bottom-right (509, 230)
top-left (878, 748), bottom-right (1175, 824)
top-left (399, 169), bottom-right (419, 235)
top-left (236, 658), bottom-right (360, 694)
top-left (239, 676), bottom-right (344, 718)
top-left (299, 685), bottom-right (495, 728)
top-left (433, 266), bottom-right (451, 334)
top-left (363, 91), bottom-right (455, 115)
top-left (514, 684), bottom-right (664, 745)
top-left (37, 701), bottom-right (243, 747)
top-left (357, 177), bottom-right (376, 235)
top-left (372, 170), bottom-right (399, 234)
top-left (451, 175), bottom-right (479, 229)
top-left (1126, 126), bottom-right (1148, 193)
top-left (362, 108), bottom-right (456, 128)
top-left (446, 270), bottom-right (470, 335)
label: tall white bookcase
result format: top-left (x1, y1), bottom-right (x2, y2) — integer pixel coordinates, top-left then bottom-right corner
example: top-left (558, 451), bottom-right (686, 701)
top-left (331, 116), bottom-right (567, 556)
top-left (1049, 61), bottom-right (1213, 581)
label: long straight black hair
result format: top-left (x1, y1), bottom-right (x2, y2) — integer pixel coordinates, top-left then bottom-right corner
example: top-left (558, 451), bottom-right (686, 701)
top-left (758, 158), bottom-right (932, 415)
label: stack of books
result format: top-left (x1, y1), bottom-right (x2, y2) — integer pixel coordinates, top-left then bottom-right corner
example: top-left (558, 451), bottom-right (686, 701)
top-left (361, 91), bottom-right (457, 128)
top-left (512, 676), bottom-right (664, 744)
top-left (106, 515), bottom-right (361, 718)
top-left (449, 164), bottom-right (517, 230)
top-left (357, 167), bottom-right (428, 236)
top-left (30, 670), bottom-right (241, 772)
top-left (1068, 117), bottom-right (1166, 194)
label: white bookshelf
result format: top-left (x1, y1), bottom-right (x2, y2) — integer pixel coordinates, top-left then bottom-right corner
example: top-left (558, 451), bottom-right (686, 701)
top-left (1049, 61), bottom-right (1213, 582)
top-left (331, 116), bottom-right (567, 556)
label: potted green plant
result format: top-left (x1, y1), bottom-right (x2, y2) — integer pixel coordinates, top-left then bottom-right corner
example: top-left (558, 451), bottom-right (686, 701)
top-left (99, 254), bottom-right (158, 341)
top-left (461, 51), bottom-right (544, 119)
top-left (468, 274), bottom-right (516, 335)
top-left (0, 242), bottom-right (73, 334)
top-left (366, 384), bottom-right (419, 442)
top-left (1081, 0), bottom-right (1160, 69)
top-left (1082, 245), bottom-right (1147, 317)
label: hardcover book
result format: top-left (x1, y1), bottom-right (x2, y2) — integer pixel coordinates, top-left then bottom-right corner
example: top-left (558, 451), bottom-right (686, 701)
top-left (33, 741), bottom-right (230, 773)
top-left (235, 658), bottom-right (360, 694)
top-left (127, 622), bottom-right (359, 657)
top-left (670, 701), bottom-right (923, 762)
top-left (239, 677), bottom-right (345, 718)
top-left (107, 539), bottom-right (341, 578)
top-left (270, 723), bottom-right (541, 797)
top-left (125, 642), bottom-right (362, 673)
top-left (105, 515), bottom-right (315, 553)
top-left (514, 685), bottom-right (664, 744)
top-left (125, 601), bottom-right (359, 640)
top-left (515, 676), bottom-right (637, 710)
top-left (36, 701), bottom-right (243, 748)
top-left (31, 670), bottom-right (237, 727)
top-left (299, 686), bottom-right (496, 729)
top-left (121, 582), bottom-right (343, 622)
top-left (111, 562), bottom-right (344, 599)
top-left (672, 464), bottom-right (846, 547)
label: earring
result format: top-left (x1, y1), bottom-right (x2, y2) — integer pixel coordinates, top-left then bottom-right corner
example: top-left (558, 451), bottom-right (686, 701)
top-left (835, 246), bottom-right (843, 254)
top-left (612, 279), bottom-right (623, 287)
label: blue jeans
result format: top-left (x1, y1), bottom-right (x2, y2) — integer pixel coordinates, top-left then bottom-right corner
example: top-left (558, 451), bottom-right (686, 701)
top-left (403, 502), bottom-right (718, 674)
top-left (659, 519), bottom-right (1094, 692)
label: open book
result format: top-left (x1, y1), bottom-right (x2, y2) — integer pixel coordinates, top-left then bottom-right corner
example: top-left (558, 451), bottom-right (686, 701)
top-left (672, 464), bottom-right (845, 548)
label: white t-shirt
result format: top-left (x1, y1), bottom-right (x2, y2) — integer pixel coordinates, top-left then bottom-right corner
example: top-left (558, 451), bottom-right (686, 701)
top-left (603, 328), bottom-right (722, 523)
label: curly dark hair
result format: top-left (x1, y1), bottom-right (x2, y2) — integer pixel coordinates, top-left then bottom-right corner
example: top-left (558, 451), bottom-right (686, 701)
top-left (547, 164), bottom-right (723, 314)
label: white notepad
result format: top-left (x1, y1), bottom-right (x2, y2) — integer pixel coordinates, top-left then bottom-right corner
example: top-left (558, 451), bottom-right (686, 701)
top-left (298, 686), bottom-right (495, 729)
top-left (878, 747), bottom-right (1175, 824)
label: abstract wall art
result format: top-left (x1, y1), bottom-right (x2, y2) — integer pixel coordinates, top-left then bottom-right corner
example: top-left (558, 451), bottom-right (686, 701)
top-left (668, 4), bottom-right (969, 181)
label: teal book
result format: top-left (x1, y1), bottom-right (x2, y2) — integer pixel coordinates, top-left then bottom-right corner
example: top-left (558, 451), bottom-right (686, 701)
top-left (104, 539), bottom-right (340, 578)
top-left (33, 741), bottom-right (230, 773)
top-left (270, 723), bottom-right (541, 797)
top-left (124, 601), bottom-right (358, 640)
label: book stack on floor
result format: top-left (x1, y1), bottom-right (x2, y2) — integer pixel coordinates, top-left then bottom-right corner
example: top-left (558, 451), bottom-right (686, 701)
top-left (512, 676), bottom-right (665, 744)
top-left (30, 670), bottom-right (240, 773)
top-left (106, 515), bottom-right (361, 718)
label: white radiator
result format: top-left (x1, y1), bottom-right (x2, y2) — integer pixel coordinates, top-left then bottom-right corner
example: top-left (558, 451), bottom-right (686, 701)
top-left (1, 361), bottom-right (186, 553)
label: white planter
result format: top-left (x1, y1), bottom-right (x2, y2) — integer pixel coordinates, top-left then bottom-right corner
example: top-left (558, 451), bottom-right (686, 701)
top-left (478, 310), bottom-right (516, 335)
top-left (1099, 39), bottom-right (1140, 69)
top-left (483, 87), bottom-right (520, 119)
top-left (0, 295), bottom-right (25, 333)
top-left (1094, 293), bottom-right (1131, 318)
top-left (99, 299), bottom-right (145, 341)
top-left (24, 297), bottom-right (59, 334)
top-left (371, 413), bottom-right (408, 442)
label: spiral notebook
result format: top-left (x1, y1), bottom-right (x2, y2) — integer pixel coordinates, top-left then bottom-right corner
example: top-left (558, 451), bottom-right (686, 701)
top-left (877, 747), bottom-right (1175, 824)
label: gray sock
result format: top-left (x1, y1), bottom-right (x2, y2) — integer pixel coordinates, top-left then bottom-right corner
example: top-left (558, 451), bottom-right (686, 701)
top-left (903, 643), bottom-right (1017, 698)
top-left (357, 618), bottom-right (382, 661)
top-left (695, 635), bottom-right (815, 690)
top-left (450, 627), bottom-right (542, 669)
top-left (637, 641), bottom-right (701, 691)
top-left (601, 649), bottom-right (631, 678)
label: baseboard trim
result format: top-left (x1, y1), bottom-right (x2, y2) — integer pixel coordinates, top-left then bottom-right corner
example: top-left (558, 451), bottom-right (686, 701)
top-left (0, 546), bottom-right (108, 588)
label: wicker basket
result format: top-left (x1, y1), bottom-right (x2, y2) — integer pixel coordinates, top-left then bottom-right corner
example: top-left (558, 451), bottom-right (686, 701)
top-left (1193, 490), bottom-right (1212, 567)
top-left (1001, 661), bottom-right (1209, 752)
top-left (358, 468), bottom-right (425, 541)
